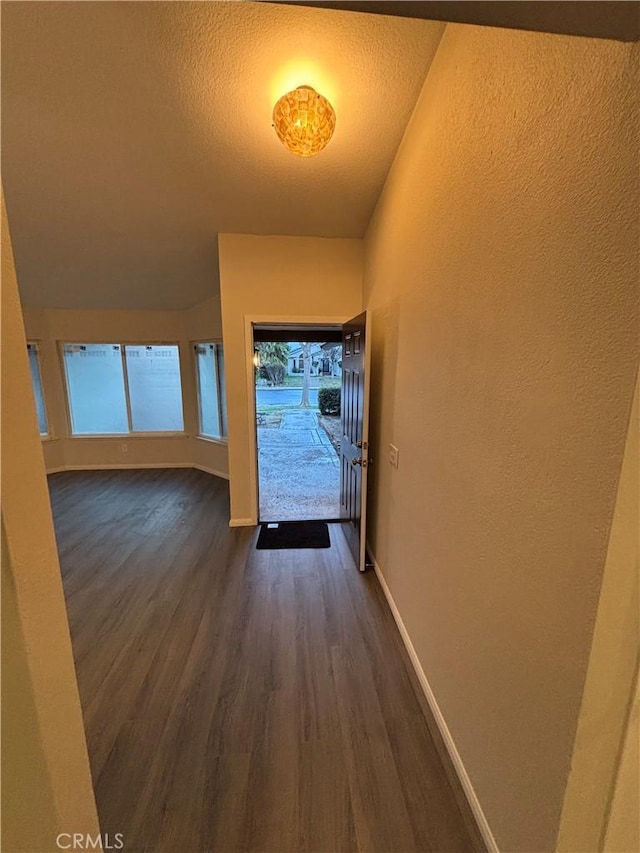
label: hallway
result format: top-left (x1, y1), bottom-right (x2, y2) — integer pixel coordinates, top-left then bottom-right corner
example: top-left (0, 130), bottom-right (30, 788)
top-left (49, 468), bottom-right (482, 853)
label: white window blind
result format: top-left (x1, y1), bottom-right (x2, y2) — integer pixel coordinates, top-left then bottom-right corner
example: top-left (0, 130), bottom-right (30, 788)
top-left (62, 343), bottom-right (184, 436)
top-left (126, 346), bottom-right (184, 432)
top-left (195, 343), bottom-right (227, 439)
top-left (27, 343), bottom-right (49, 436)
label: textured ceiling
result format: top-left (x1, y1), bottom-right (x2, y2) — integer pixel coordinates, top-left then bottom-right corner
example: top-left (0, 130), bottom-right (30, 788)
top-left (1, 1), bottom-right (444, 309)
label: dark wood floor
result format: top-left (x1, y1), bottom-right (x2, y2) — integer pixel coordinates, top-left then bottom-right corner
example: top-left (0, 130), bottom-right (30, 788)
top-left (49, 468), bottom-right (483, 853)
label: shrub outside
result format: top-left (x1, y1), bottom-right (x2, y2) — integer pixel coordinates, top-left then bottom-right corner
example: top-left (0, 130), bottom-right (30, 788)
top-left (318, 387), bottom-right (341, 415)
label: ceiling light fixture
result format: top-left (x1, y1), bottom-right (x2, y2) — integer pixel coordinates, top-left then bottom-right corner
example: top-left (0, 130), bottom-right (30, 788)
top-left (272, 85), bottom-right (336, 157)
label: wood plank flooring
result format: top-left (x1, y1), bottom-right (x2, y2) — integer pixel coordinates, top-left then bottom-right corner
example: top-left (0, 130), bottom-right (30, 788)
top-left (49, 468), bottom-right (483, 853)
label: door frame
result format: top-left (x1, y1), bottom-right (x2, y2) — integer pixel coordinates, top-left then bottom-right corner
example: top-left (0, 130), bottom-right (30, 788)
top-left (244, 314), bottom-right (351, 526)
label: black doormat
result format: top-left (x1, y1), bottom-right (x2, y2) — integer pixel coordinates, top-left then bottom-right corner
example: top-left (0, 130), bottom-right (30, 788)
top-left (256, 521), bottom-right (331, 550)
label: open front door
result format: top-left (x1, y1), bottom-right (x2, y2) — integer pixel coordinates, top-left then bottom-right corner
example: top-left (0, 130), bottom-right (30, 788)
top-left (340, 311), bottom-right (371, 571)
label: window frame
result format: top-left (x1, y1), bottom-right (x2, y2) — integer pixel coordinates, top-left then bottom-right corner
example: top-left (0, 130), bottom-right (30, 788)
top-left (27, 340), bottom-right (50, 438)
top-left (59, 340), bottom-right (187, 438)
top-left (192, 339), bottom-right (228, 444)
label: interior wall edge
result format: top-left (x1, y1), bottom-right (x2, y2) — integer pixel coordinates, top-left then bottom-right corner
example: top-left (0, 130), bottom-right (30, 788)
top-left (192, 463), bottom-right (231, 481)
top-left (555, 370), bottom-right (640, 852)
top-left (368, 543), bottom-right (498, 853)
top-left (602, 664), bottom-right (640, 851)
top-left (1, 189), bottom-right (100, 847)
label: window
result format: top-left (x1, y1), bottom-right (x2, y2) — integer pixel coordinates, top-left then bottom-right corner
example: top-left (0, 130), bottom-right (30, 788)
top-left (125, 346), bottom-right (184, 432)
top-left (27, 343), bottom-right (48, 435)
top-left (62, 343), bottom-right (184, 436)
top-left (194, 343), bottom-right (227, 439)
top-left (63, 344), bottom-right (128, 434)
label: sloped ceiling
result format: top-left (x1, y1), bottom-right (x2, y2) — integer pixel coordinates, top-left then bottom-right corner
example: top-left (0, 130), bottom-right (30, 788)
top-left (1, 1), bottom-right (444, 310)
top-left (278, 1), bottom-right (640, 42)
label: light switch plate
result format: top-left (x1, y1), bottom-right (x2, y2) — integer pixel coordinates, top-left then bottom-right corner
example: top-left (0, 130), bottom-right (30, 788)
top-left (389, 444), bottom-right (399, 468)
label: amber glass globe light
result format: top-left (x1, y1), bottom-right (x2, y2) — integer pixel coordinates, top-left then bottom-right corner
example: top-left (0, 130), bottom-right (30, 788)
top-left (272, 85), bottom-right (336, 157)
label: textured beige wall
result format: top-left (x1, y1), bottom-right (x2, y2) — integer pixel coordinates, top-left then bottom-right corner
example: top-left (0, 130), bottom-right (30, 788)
top-left (1, 193), bottom-right (100, 849)
top-left (363, 24), bottom-right (639, 852)
top-left (186, 293), bottom-right (223, 341)
top-left (191, 437), bottom-right (229, 480)
top-left (23, 299), bottom-right (229, 477)
top-left (558, 374), bottom-right (639, 851)
top-left (218, 234), bottom-right (362, 523)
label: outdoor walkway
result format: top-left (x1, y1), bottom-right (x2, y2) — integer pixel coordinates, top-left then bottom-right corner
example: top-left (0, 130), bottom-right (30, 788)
top-left (258, 409), bottom-right (340, 521)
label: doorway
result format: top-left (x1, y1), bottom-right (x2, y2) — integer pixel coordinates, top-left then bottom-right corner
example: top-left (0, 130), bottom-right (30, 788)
top-left (253, 325), bottom-right (342, 522)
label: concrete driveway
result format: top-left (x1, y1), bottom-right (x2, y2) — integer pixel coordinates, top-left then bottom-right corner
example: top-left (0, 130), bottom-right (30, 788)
top-left (258, 409), bottom-right (340, 521)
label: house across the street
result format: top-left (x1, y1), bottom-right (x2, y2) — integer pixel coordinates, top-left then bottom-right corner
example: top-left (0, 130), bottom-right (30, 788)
top-left (287, 342), bottom-right (342, 377)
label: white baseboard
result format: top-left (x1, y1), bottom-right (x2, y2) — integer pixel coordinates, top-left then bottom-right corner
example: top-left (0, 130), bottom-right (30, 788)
top-left (193, 463), bottom-right (230, 481)
top-left (368, 545), bottom-right (499, 853)
top-left (229, 517), bottom-right (256, 528)
top-left (53, 462), bottom-right (192, 472)
top-left (46, 463), bottom-right (230, 480)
